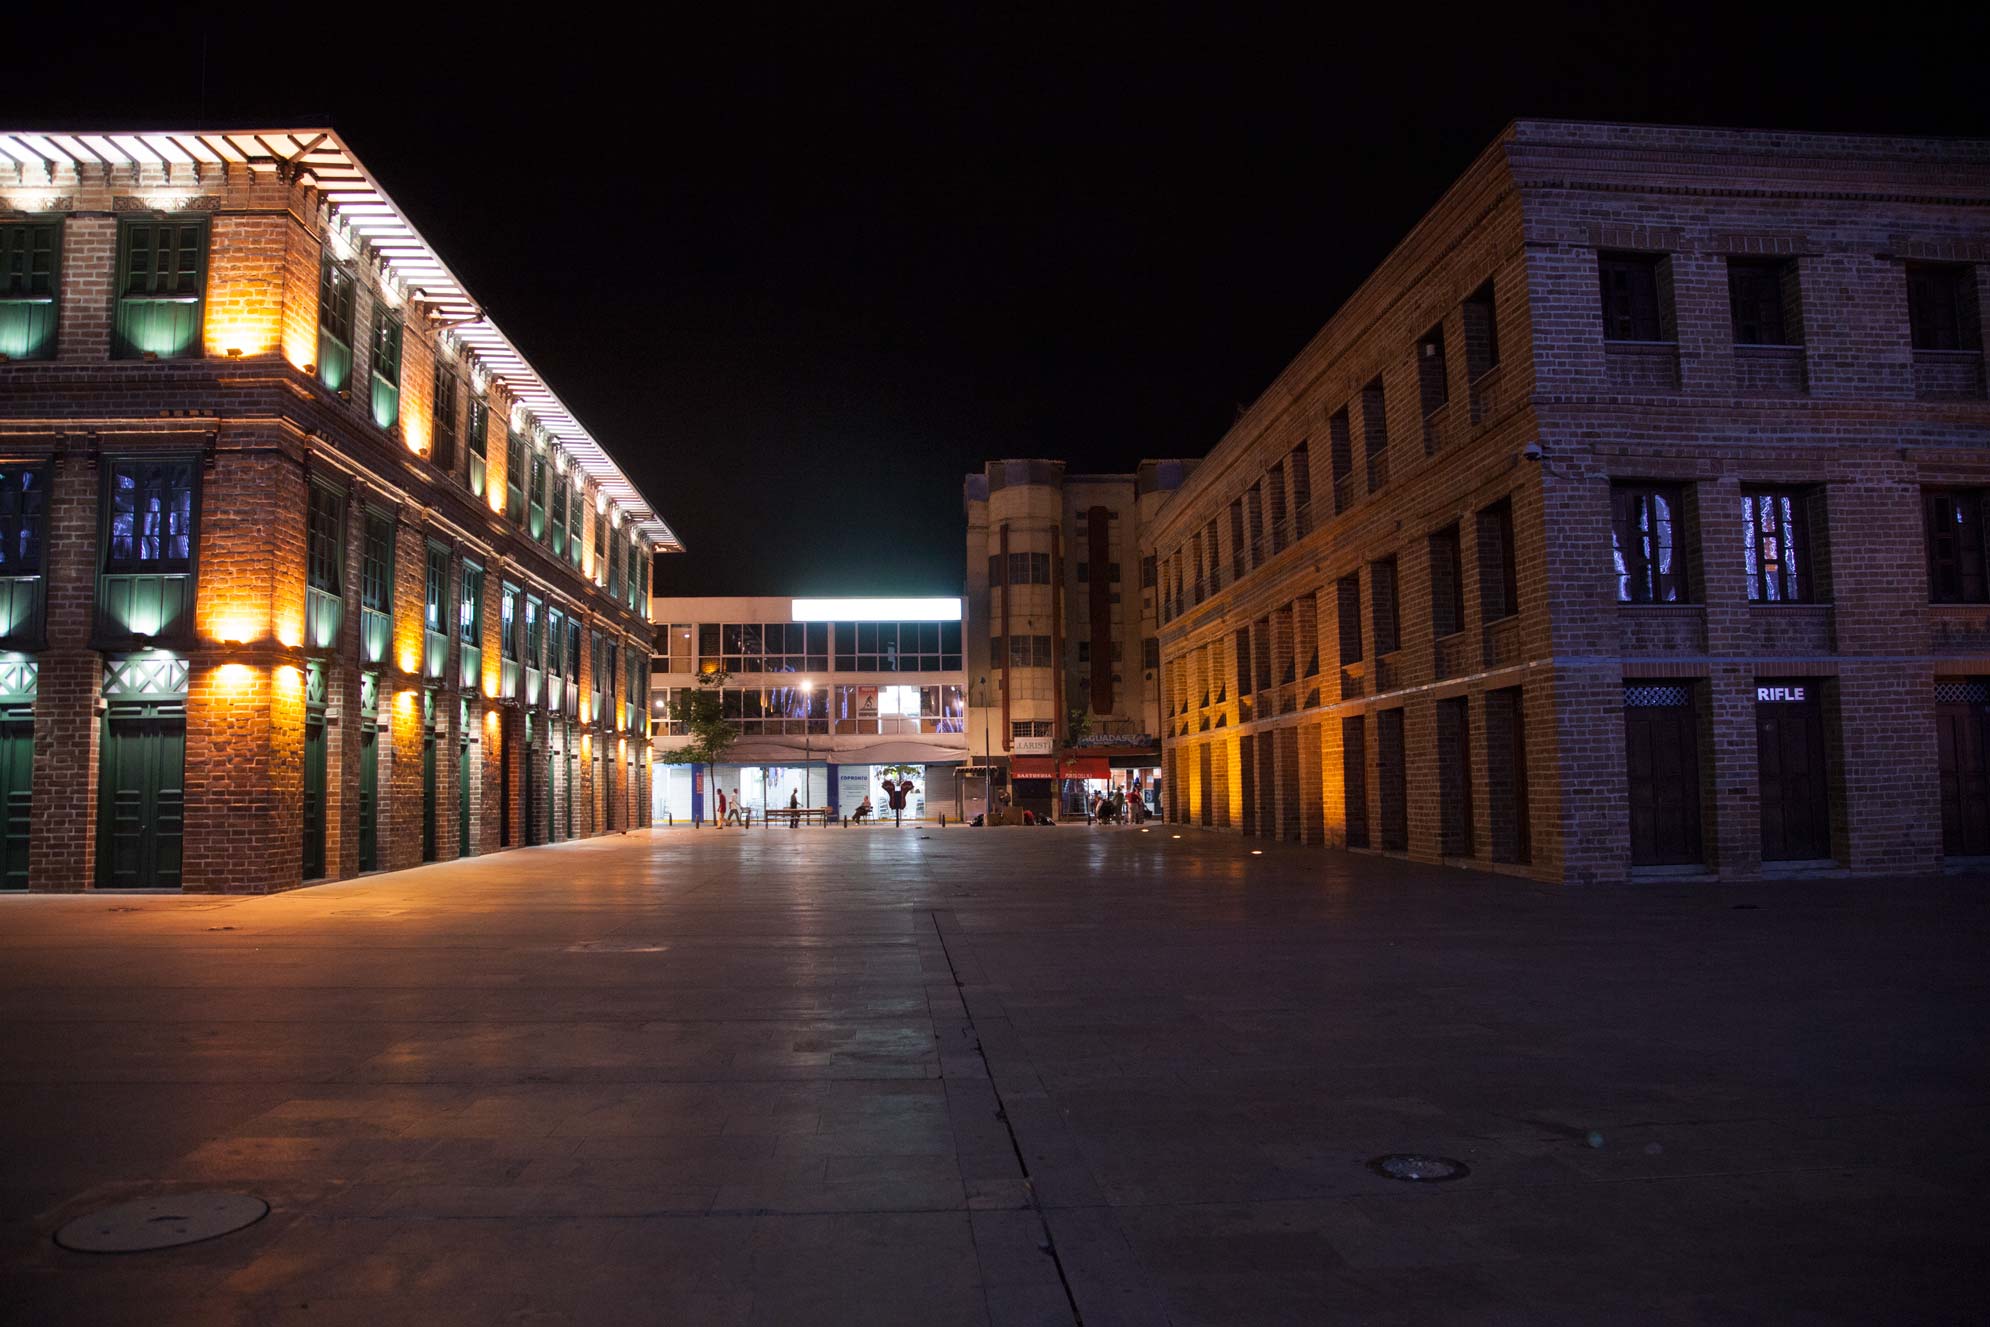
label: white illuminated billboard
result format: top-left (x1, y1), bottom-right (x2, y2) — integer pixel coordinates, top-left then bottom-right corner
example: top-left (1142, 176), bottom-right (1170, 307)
top-left (790, 597), bottom-right (962, 622)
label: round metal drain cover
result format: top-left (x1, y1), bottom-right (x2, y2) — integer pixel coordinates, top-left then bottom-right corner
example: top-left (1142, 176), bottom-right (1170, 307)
top-left (1368, 1153), bottom-right (1469, 1183)
top-left (56, 1192), bottom-right (268, 1253)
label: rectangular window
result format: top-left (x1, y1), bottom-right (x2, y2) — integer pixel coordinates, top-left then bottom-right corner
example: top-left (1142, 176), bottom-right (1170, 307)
top-left (1416, 323), bottom-right (1449, 414)
top-left (430, 364), bottom-right (459, 471)
top-left (1430, 524), bottom-right (1464, 638)
top-left (1924, 489), bottom-right (1989, 604)
top-left (551, 474), bottom-right (568, 558)
top-left (1599, 251), bottom-right (1670, 342)
top-left (0, 221), bottom-right (61, 360)
top-left (1612, 484), bottom-right (1688, 604)
top-left (529, 450), bottom-right (548, 542)
top-left (1728, 258), bottom-right (1802, 346)
top-left (608, 532), bottom-right (623, 602)
top-left (360, 509), bottom-right (393, 664)
top-left (501, 584), bottom-right (521, 662)
top-left (1336, 574), bottom-right (1362, 666)
top-left (1328, 408), bottom-right (1354, 513)
top-left (1463, 279), bottom-right (1499, 376)
top-left (1140, 554), bottom-right (1156, 589)
top-left (1477, 499), bottom-right (1518, 622)
top-left (424, 542), bottom-right (449, 632)
top-left (370, 308), bottom-right (403, 430)
top-left (304, 484), bottom-right (343, 594)
top-left (0, 465), bottom-right (48, 575)
top-left (1006, 635), bottom-right (1053, 668)
top-left (115, 218), bottom-right (207, 360)
top-left (1742, 489), bottom-right (1810, 603)
top-left (526, 595), bottom-right (544, 668)
top-left (1011, 720), bottom-right (1054, 739)
top-left (1370, 557), bottom-right (1400, 656)
top-left (594, 503), bottom-right (607, 581)
top-left (1142, 637), bottom-right (1159, 670)
top-left (1289, 443), bottom-right (1313, 537)
top-left (458, 560), bottom-right (484, 643)
top-left (360, 510), bottom-right (393, 613)
top-left (1362, 377), bottom-right (1389, 493)
top-left (505, 431), bottom-right (527, 525)
top-left (316, 255), bottom-right (356, 388)
top-left (1907, 262), bottom-right (1983, 352)
top-left (547, 607), bottom-right (565, 676)
top-left (570, 479), bottom-right (585, 567)
top-left (467, 397), bottom-right (488, 497)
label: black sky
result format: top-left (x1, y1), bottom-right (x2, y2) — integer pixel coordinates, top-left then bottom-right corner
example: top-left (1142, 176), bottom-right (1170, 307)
top-left (13, 5), bottom-right (1988, 594)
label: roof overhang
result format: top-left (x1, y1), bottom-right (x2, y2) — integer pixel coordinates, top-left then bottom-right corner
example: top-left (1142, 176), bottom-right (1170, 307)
top-left (0, 128), bottom-right (681, 552)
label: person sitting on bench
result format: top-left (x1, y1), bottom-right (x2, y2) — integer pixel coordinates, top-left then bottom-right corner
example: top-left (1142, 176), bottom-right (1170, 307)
top-left (853, 795), bottom-right (873, 824)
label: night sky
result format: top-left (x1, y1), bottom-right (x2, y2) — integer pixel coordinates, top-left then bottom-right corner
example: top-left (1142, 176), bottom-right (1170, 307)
top-left (13, 7), bottom-right (1988, 594)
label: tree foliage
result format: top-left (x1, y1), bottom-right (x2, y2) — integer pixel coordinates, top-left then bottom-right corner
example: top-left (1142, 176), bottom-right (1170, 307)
top-left (656, 670), bottom-right (739, 769)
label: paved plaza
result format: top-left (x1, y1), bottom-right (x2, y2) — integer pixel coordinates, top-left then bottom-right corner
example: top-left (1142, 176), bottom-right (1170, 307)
top-left (1, 826), bottom-right (1986, 1324)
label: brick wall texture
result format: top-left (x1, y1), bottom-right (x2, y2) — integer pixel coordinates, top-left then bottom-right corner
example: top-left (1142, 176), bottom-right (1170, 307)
top-left (1143, 119), bottom-right (1990, 884)
top-left (0, 143), bottom-right (662, 892)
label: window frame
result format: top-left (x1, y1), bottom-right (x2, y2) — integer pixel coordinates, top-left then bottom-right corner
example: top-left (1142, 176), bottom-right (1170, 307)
top-left (316, 253), bottom-right (356, 389)
top-left (113, 216), bottom-right (208, 361)
top-left (1740, 487), bottom-right (1811, 604)
top-left (1612, 483), bottom-right (1689, 605)
top-left (0, 220), bottom-right (61, 361)
top-left (1598, 251), bottom-right (1669, 343)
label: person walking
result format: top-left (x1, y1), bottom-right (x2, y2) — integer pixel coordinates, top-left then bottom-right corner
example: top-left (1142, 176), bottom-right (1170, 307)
top-left (715, 786), bottom-right (727, 829)
top-left (788, 788), bottom-right (802, 829)
top-left (728, 788), bottom-right (745, 827)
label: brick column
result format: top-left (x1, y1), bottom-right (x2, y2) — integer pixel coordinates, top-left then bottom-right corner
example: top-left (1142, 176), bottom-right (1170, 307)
top-left (29, 444), bottom-right (102, 888)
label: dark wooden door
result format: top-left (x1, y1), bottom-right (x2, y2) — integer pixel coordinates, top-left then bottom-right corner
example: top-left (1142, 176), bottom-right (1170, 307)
top-left (458, 736), bottom-right (471, 858)
top-left (302, 710), bottom-right (327, 879)
top-left (1937, 697), bottom-right (1990, 856)
top-left (1198, 744), bottom-right (1214, 826)
top-left (0, 710), bottom-right (30, 887)
top-left (358, 724), bottom-right (378, 872)
top-left (421, 731), bottom-right (437, 862)
top-left (1377, 709), bottom-right (1407, 850)
top-left (1757, 698), bottom-right (1831, 861)
top-left (1625, 691), bottom-right (1701, 866)
top-left (499, 730), bottom-right (512, 847)
top-left (1341, 716), bottom-right (1368, 849)
top-left (97, 703), bottom-right (185, 888)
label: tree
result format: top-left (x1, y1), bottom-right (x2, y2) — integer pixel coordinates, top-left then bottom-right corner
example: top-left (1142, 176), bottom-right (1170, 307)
top-left (656, 670), bottom-right (738, 820)
top-left (1066, 707), bottom-right (1094, 745)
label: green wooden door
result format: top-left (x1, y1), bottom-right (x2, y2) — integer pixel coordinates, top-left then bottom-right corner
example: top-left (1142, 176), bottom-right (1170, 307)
top-left (422, 732), bottom-right (437, 862)
top-left (358, 723), bottom-right (378, 872)
top-left (525, 732), bottom-right (541, 847)
top-left (0, 710), bottom-right (31, 887)
top-left (564, 737), bottom-right (574, 841)
top-left (302, 711), bottom-right (327, 880)
top-left (96, 703), bottom-right (184, 888)
top-left (458, 735), bottom-right (471, 858)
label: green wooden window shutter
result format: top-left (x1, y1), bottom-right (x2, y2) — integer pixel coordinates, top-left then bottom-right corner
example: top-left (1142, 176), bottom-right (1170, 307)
top-left (0, 222), bottom-right (60, 361)
top-left (551, 477), bottom-right (568, 557)
top-left (370, 310), bottom-right (403, 430)
top-left (430, 365), bottom-right (458, 471)
top-left (506, 432), bottom-right (527, 525)
top-left (467, 398), bottom-right (488, 497)
top-left (529, 451), bottom-right (548, 541)
top-left (317, 256), bottom-right (356, 390)
top-left (569, 481), bottom-right (584, 567)
top-left (0, 463), bottom-right (49, 644)
top-left (114, 219), bottom-right (206, 360)
top-left (304, 482), bottom-right (346, 651)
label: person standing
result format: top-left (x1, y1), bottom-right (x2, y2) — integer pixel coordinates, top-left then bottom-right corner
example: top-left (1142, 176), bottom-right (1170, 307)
top-left (788, 788), bottom-right (802, 829)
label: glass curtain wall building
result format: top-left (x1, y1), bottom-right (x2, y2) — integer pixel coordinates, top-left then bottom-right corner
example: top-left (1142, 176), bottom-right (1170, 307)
top-left (651, 596), bottom-right (967, 823)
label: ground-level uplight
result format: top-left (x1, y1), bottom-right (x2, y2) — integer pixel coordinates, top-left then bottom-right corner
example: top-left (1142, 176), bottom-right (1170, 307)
top-left (1367, 1154), bottom-right (1469, 1183)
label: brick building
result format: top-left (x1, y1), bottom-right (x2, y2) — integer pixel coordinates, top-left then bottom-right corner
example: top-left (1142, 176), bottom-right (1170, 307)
top-left (963, 459), bottom-right (1192, 818)
top-left (0, 128), bottom-right (672, 892)
top-left (1145, 120), bottom-right (1990, 883)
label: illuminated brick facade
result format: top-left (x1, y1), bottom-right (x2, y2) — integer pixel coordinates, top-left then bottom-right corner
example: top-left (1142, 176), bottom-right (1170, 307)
top-left (1145, 120), bottom-right (1990, 883)
top-left (0, 129), bottom-right (671, 892)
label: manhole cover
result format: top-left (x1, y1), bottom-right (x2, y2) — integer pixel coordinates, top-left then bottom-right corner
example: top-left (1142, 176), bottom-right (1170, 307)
top-left (1367, 1154), bottom-right (1469, 1183)
top-left (55, 1192), bottom-right (268, 1253)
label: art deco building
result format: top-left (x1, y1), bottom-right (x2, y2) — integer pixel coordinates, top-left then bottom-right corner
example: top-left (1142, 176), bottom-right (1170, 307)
top-left (0, 128), bottom-right (672, 891)
top-left (963, 459), bottom-right (1192, 815)
top-left (1145, 120), bottom-right (1990, 882)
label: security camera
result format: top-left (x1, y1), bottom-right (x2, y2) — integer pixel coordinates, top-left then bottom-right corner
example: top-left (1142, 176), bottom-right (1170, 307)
top-left (1521, 442), bottom-right (1544, 463)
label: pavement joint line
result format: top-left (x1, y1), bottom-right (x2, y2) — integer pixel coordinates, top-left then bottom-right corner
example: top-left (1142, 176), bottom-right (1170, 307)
top-left (928, 908), bottom-right (1086, 1327)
